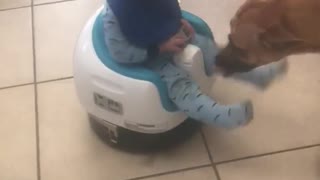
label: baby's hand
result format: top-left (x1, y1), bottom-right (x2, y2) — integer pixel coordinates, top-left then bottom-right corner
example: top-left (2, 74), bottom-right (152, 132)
top-left (181, 19), bottom-right (195, 39)
top-left (159, 34), bottom-right (187, 53)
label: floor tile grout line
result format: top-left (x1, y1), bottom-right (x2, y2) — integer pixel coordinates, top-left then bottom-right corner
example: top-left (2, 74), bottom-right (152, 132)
top-left (0, 76), bottom-right (74, 91)
top-left (31, 1), bottom-right (41, 180)
top-left (200, 128), bottom-right (221, 180)
top-left (0, 83), bottom-right (35, 91)
top-left (215, 143), bottom-right (320, 166)
top-left (200, 128), bottom-right (214, 163)
top-left (126, 164), bottom-right (212, 180)
top-left (0, 0), bottom-right (77, 12)
top-left (37, 76), bottom-right (74, 84)
top-left (0, 5), bottom-right (30, 12)
top-left (33, 0), bottom-right (77, 7)
top-left (126, 143), bottom-right (320, 180)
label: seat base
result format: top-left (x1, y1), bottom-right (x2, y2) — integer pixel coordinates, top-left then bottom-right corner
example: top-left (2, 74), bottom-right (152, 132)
top-left (89, 113), bottom-right (201, 152)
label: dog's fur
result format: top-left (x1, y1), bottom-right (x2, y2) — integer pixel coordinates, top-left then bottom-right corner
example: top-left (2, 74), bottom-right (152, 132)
top-left (216, 0), bottom-right (320, 74)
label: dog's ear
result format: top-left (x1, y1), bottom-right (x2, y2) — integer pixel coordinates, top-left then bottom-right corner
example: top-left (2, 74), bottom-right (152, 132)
top-left (254, 0), bottom-right (304, 49)
top-left (259, 24), bottom-right (304, 50)
top-left (230, 0), bottom-right (283, 47)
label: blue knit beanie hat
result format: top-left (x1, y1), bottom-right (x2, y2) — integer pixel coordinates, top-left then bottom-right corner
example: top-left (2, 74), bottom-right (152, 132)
top-left (108, 0), bottom-right (182, 47)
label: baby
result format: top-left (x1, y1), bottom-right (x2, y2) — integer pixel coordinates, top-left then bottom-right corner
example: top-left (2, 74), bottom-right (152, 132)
top-left (103, 0), bottom-right (285, 129)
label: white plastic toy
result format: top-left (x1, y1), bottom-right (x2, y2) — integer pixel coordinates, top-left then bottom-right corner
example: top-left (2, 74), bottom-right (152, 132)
top-left (73, 6), bottom-right (215, 146)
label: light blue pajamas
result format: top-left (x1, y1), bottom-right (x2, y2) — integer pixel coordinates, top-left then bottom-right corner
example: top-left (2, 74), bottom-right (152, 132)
top-left (103, 5), bottom-right (283, 128)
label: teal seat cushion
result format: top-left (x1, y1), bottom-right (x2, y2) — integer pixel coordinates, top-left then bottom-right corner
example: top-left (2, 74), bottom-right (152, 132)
top-left (92, 10), bottom-right (213, 112)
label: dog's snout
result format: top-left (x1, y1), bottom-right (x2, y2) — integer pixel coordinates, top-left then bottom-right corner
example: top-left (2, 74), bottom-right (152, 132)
top-left (215, 50), bottom-right (256, 75)
top-left (215, 53), bottom-right (226, 67)
top-left (215, 53), bottom-right (237, 76)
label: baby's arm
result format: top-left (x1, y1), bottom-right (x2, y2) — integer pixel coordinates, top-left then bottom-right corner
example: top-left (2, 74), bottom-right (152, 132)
top-left (103, 9), bottom-right (149, 64)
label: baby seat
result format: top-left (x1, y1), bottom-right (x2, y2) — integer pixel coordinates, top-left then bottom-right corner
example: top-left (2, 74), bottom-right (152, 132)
top-left (73, 6), bottom-right (214, 144)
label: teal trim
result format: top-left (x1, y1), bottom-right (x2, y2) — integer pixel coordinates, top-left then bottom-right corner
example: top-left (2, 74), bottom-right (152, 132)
top-left (181, 11), bottom-right (214, 40)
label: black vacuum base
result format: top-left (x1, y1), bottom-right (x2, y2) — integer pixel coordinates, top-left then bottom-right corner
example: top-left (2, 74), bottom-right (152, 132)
top-left (89, 115), bottom-right (201, 153)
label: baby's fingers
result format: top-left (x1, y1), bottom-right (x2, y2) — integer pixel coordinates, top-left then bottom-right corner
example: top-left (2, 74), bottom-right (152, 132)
top-left (170, 46), bottom-right (184, 53)
top-left (172, 38), bottom-right (186, 48)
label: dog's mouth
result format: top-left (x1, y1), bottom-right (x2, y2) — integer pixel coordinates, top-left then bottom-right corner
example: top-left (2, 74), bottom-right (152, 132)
top-left (215, 53), bottom-right (256, 76)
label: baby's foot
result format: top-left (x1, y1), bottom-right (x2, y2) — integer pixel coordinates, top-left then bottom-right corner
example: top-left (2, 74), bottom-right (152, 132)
top-left (233, 59), bottom-right (288, 89)
top-left (254, 59), bottom-right (288, 88)
top-left (213, 100), bottom-right (254, 129)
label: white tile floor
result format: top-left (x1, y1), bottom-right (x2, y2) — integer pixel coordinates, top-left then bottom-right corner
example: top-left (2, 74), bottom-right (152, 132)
top-left (1, 0), bottom-right (320, 180)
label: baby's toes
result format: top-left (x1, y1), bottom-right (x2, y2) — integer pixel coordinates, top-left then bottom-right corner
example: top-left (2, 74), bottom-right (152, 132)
top-left (240, 100), bottom-right (254, 126)
top-left (278, 58), bottom-right (289, 76)
top-left (270, 58), bottom-right (289, 77)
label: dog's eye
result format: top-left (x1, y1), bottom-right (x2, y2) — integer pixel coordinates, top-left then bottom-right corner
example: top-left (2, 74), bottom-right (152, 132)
top-left (239, 48), bottom-right (248, 57)
top-left (261, 40), bottom-right (272, 49)
top-left (228, 35), bottom-right (238, 46)
top-left (228, 35), bottom-right (248, 58)
top-left (232, 44), bottom-right (248, 58)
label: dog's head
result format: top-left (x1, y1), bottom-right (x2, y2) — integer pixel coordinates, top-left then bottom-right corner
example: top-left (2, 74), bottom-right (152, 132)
top-left (216, 0), bottom-right (304, 75)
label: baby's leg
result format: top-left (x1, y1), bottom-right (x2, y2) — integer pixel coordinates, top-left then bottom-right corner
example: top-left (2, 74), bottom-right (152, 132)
top-left (147, 58), bottom-right (253, 129)
top-left (232, 60), bottom-right (288, 89)
top-left (190, 34), bottom-right (218, 76)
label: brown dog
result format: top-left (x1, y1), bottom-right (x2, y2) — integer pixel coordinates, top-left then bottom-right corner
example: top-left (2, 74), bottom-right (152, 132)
top-left (216, 0), bottom-right (320, 75)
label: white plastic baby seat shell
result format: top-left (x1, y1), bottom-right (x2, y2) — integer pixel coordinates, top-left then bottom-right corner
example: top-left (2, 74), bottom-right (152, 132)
top-left (73, 6), bottom-right (214, 134)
